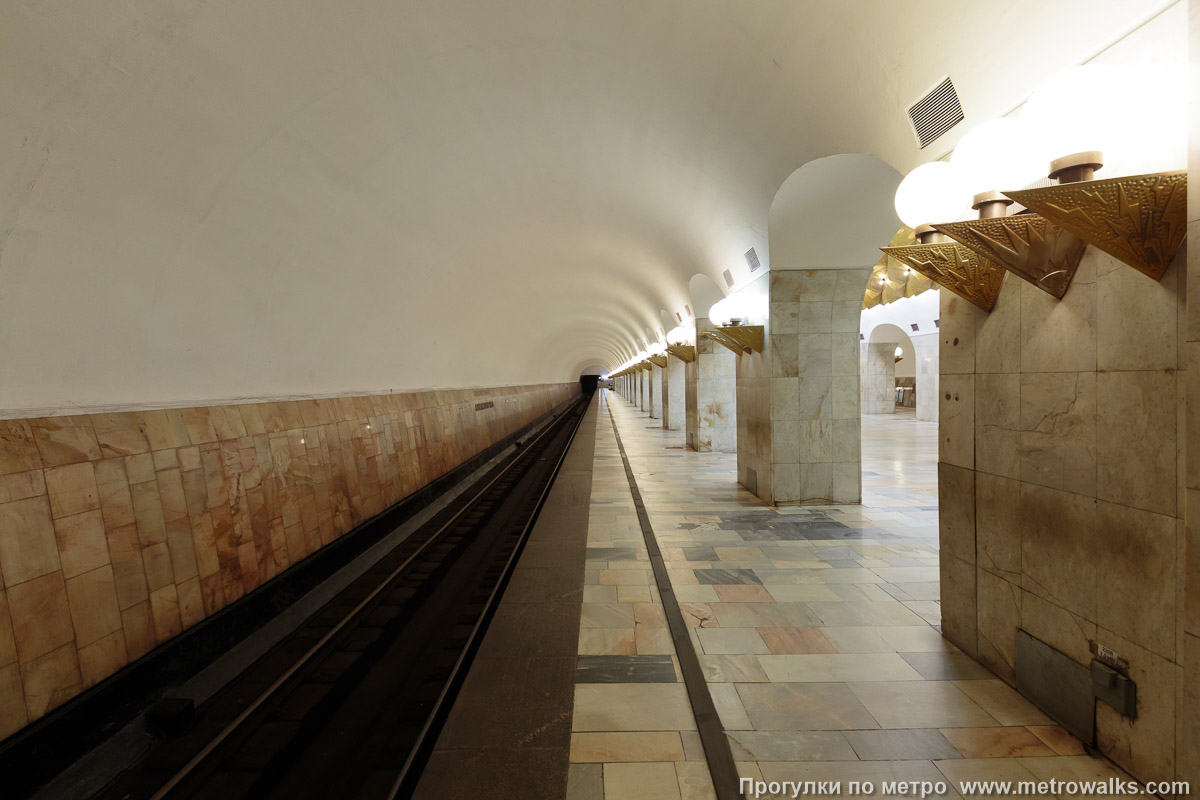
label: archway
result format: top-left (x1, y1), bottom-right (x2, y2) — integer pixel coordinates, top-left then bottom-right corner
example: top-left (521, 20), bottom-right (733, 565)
top-left (864, 323), bottom-right (914, 415)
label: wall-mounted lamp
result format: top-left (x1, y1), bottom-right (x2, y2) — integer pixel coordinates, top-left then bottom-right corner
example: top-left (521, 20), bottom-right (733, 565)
top-left (894, 65), bottom-right (1186, 296)
top-left (894, 346), bottom-right (904, 364)
top-left (1004, 160), bottom-right (1186, 282)
top-left (881, 223), bottom-right (1005, 313)
top-left (703, 286), bottom-right (766, 355)
top-left (646, 342), bottom-right (669, 368)
top-left (701, 325), bottom-right (764, 355)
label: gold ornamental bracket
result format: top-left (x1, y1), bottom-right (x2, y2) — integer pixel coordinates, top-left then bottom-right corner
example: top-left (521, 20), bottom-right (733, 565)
top-left (639, 361), bottom-right (653, 371)
top-left (666, 344), bottom-right (695, 363)
top-left (1004, 170), bottom-right (1187, 282)
top-left (933, 212), bottom-right (1086, 299)
top-left (701, 325), bottom-right (764, 355)
top-left (882, 227), bottom-right (1005, 312)
top-left (648, 354), bottom-right (668, 368)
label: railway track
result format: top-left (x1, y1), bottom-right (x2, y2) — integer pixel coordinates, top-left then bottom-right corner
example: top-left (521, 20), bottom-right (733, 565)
top-left (97, 395), bottom-right (590, 800)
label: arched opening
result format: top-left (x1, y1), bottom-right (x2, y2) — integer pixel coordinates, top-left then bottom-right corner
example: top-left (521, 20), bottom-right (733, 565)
top-left (864, 323), bottom-right (914, 415)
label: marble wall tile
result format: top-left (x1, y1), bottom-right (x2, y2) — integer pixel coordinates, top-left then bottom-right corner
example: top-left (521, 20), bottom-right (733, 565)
top-left (20, 643), bottom-right (81, 721)
top-left (1020, 483), bottom-right (1097, 623)
top-left (795, 335), bottom-right (832, 377)
top-left (29, 418), bottom-right (102, 467)
top-left (0, 496), bottom-right (62, 587)
top-left (1020, 251), bottom-right (1097, 373)
top-left (89, 413), bottom-right (151, 458)
top-left (975, 273), bottom-right (1022, 374)
top-left (0, 382), bottom-right (576, 733)
top-left (44, 463), bottom-right (101, 520)
top-left (1097, 370), bottom-right (1178, 516)
top-left (1094, 501), bottom-right (1177, 660)
top-left (975, 473), bottom-right (1020, 582)
top-left (939, 374), bottom-right (974, 469)
top-left (8, 572), bottom-right (74, 665)
top-left (0, 422), bottom-right (42, 476)
top-left (1019, 372), bottom-right (1096, 496)
top-left (64, 565), bottom-right (122, 648)
top-left (53, 510), bottom-right (109, 579)
top-left (831, 376), bottom-right (859, 420)
top-left (940, 291), bottom-right (979, 375)
top-left (938, 463), bottom-right (975, 564)
top-left (78, 630), bottom-right (126, 689)
top-left (940, 553), bottom-right (977, 657)
top-left (1094, 629), bottom-right (1177, 784)
top-left (1019, 589), bottom-right (1097, 667)
top-left (976, 568), bottom-right (1020, 684)
top-left (975, 373), bottom-right (1019, 479)
top-left (1098, 258), bottom-right (1179, 373)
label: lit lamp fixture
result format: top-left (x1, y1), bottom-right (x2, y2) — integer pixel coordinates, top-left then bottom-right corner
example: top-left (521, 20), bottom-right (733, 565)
top-left (999, 65), bottom-right (1187, 281)
top-left (703, 293), bottom-right (765, 355)
top-left (664, 325), bottom-right (696, 363)
top-left (882, 161), bottom-right (1007, 312)
top-left (931, 117), bottom-right (1087, 298)
top-left (646, 341), bottom-right (669, 368)
top-left (894, 345), bottom-right (904, 364)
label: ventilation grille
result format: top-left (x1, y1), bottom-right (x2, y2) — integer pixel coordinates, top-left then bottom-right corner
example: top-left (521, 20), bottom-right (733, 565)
top-left (676, 311), bottom-right (682, 322)
top-left (910, 323), bottom-right (919, 332)
top-left (475, 401), bottom-right (494, 411)
top-left (722, 269), bottom-right (734, 288)
top-left (909, 77), bottom-right (964, 149)
top-left (684, 304), bottom-right (691, 317)
top-left (744, 248), bottom-right (761, 272)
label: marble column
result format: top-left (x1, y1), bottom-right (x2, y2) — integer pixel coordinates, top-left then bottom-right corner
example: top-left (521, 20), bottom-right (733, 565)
top-left (685, 318), bottom-right (738, 452)
top-left (639, 368), bottom-right (648, 412)
top-left (663, 356), bottom-right (685, 431)
top-left (912, 332), bottom-right (939, 422)
top-left (649, 364), bottom-right (662, 419)
top-left (864, 342), bottom-right (896, 414)
top-left (738, 268), bottom-right (867, 504)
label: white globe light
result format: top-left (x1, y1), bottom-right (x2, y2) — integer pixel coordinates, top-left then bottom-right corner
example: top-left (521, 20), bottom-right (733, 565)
top-left (647, 342), bottom-right (666, 356)
top-left (708, 295), bottom-right (736, 326)
top-left (1020, 65), bottom-right (1135, 178)
top-left (666, 325), bottom-right (693, 345)
top-left (893, 161), bottom-right (968, 229)
top-left (951, 117), bottom-right (1043, 197)
top-left (1112, 65), bottom-right (1186, 176)
top-left (635, 350), bottom-right (648, 361)
top-left (894, 346), bottom-right (903, 357)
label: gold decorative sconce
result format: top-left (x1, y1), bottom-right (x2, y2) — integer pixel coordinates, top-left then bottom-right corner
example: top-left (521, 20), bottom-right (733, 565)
top-left (666, 344), bottom-right (695, 363)
top-left (882, 225), bottom-right (1006, 312)
top-left (1004, 168), bottom-right (1187, 282)
top-left (933, 191), bottom-right (1086, 299)
top-left (648, 354), bottom-right (668, 368)
top-left (701, 325), bottom-right (764, 355)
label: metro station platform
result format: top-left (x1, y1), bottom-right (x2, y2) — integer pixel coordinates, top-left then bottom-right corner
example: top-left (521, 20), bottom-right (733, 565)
top-left (411, 390), bottom-right (1143, 800)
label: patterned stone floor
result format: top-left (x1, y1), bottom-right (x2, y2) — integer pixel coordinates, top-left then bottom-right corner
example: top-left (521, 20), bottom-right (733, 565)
top-left (567, 390), bottom-right (1138, 800)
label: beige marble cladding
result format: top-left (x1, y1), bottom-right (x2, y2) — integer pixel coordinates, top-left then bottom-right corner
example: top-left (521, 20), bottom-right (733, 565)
top-left (686, 318), bottom-right (737, 453)
top-left (0, 382), bottom-right (577, 738)
top-left (863, 343), bottom-right (895, 415)
top-left (940, 237), bottom-right (1193, 785)
top-left (737, 268), bottom-right (867, 506)
top-left (649, 365), bottom-right (662, 420)
top-left (912, 334), bottom-right (939, 423)
top-left (662, 357), bottom-right (685, 431)
top-left (1184, 39), bottom-right (1200, 788)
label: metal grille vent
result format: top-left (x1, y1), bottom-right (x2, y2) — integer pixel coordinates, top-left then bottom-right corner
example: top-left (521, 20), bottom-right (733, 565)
top-left (909, 77), bottom-right (964, 149)
top-left (676, 311), bottom-right (682, 322)
top-left (684, 304), bottom-right (691, 317)
top-left (722, 269), bottom-right (735, 288)
top-left (744, 248), bottom-right (761, 272)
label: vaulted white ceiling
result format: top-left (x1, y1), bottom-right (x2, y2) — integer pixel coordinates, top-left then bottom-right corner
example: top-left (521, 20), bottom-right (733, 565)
top-left (0, 0), bottom-right (1170, 413)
